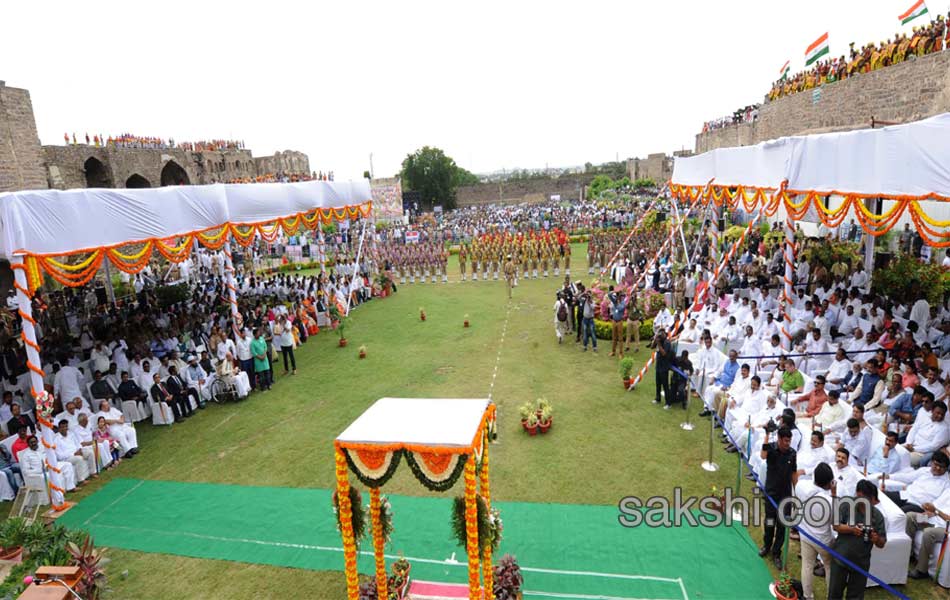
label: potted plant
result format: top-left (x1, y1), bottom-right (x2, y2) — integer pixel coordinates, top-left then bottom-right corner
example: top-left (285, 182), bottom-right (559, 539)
top-left (358, 345), bottom-right (367, 359)
top-left (329, 304), bottom-right (348, 347)
top-left (524, 414), bottom-right (539, 436)
top-left (390, 556), bottom-right (411, 599)
top-left (708, 485), bottom-right (726, 515)
top-left (463, 314), bottom-right (470, 328)
top-left (493, 554), bottom-right (524, 600)
top-left (772, 571), bottom-right (798, 600)
top-left (419, 307), bottom-right (426, 322)
top-left (538, 404), bottom-right (553, 434)
top-left (67, 533), bottom-right (108, 600)
top-left (518, 402), bottom-right (535, 432)
top-left (619, 357), bottom-right (635, 389)
top-left (0, 518), bottom-right (27, 563)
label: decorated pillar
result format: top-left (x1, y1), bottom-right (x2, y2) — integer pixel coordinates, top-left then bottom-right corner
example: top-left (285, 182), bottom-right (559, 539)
top-left (223, 239), bottom-right (242, 339)
top-left (10, 256), bottom-right (66, 510)
top-left (479, 431), bottom-right (493, 599)
top-left (464, 455), bottom-right (481, 600)
top-left (781, 207), bottom-right (795, 351)
top-left (369, 487), bottom-right (389, 598)
top-left (334, 448), bottom-right (360, 600)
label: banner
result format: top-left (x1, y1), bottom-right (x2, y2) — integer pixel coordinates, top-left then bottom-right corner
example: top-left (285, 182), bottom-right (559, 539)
top-left (405, 231), bottom-right (420, 243)
top-left (371, 177), bottom-right (404, 220)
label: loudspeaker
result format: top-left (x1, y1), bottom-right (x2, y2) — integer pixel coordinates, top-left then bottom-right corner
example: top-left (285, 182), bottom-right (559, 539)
top-left (656, 212), bottom-right (667, 222)
top-left (718, 218), bottom-right (726, 232)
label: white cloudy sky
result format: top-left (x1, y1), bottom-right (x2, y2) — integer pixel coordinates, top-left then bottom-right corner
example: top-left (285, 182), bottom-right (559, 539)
top-left (3, 0), bottom-right (947, 180)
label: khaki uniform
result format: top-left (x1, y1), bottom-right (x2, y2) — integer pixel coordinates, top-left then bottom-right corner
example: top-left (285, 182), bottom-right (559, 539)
top-left (503, 260), bottom-right (516, 299)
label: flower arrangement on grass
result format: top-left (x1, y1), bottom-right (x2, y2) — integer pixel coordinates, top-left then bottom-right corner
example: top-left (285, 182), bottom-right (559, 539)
top-left (358, 345), bottom-right (367, 359)
top-left (419, 307), bottom-right (426, 321)
top-left (464, 314), bottom-right (470, 328)
top-left (619, 357), bottom-right (635, 388)
top-left (520, 399), bottom-right (554, 435)
top-left (773, 570), bottom-right (798, 600)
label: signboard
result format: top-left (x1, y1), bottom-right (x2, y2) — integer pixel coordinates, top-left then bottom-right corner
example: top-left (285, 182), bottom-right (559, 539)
top-left (812, 88), bottom-right (822, 105)
top-left (371, 177), bottom-right (404, 220)
top-left (405, 231), bottom-right (420, 243)
top-left (550, 194), bottom-right (561, 202)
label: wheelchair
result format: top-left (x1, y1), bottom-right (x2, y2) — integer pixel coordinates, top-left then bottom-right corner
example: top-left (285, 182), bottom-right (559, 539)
top-left (211, 377), bottom-right (239, 403)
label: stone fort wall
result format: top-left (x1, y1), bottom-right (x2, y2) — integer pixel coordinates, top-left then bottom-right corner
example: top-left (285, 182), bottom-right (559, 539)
top-left (0, 82), bottom-right (47, 192)
top-left (456, 174), bottom-right (595, 207)
top-left (695, 49), bottom-right (950, 153)
top-left (0, 81), bottom-right (312, 193)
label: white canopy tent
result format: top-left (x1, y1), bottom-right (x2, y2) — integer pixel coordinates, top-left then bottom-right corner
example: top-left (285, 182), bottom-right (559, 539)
top-left (0, 179), bottom-right (372, 511)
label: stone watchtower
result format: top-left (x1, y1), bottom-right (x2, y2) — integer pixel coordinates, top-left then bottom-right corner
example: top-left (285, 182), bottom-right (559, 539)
top-left (0, 81), bottom-right (48, 192)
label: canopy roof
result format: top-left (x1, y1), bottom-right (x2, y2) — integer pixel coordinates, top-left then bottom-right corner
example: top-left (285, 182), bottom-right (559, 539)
top-left (673, 112), bottom-right (950, 198)
top-left (0, 179), bottom-right (372, 259)
top-left (336, 398), bottom-right (491, 451)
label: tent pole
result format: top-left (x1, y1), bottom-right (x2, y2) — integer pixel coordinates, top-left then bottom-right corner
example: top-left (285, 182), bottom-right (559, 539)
top-left (781, 209), bottom-right (795, 351)
top-left (334, 449), bottom-right (360, 599)
top-left (463, 456), bottom-right (481, 600)
top-left (344, 218), bottom-right (367, 317)
top-left (10, 256), bottom-right (66, 510)
top-left (223, 239), bottom-right (242, 339)
top-left (369, 487), bottom-right (388, 598)
top-left (103, 260), bottom-right (116, 305)
top-left (863, 198), bottom-right (878, 283)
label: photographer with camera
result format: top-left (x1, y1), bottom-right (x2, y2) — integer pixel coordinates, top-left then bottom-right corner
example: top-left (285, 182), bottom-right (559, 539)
top-left (651, 329), bottom-right (672, 406)
top-left (758, 426), bottom-right (798, 568)
top-left (829, 480), bottom-right (887, 599)
top-left (578, 288), bottom-right (597, 352)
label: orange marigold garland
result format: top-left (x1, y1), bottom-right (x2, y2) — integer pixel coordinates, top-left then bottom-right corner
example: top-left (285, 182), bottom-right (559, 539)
top-left (369, 487), bottom-right (388, 599)
top-left (479, 430), bottom-right (493, 599)
top-left (463, 456), bottom-right (481, 599)
top-left (334, 448), bottom-right (360, 599)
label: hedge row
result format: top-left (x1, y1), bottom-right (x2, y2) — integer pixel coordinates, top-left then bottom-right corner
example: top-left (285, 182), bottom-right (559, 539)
top-left (592, 318), bottom-right (654, 341)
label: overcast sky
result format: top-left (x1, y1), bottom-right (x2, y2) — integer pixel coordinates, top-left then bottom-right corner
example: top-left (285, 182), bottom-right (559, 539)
top-left (3, 0), bottom-right (947, 180)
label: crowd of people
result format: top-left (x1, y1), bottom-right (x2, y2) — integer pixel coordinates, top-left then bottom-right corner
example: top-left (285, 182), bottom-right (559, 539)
top-left (0, 230), bottom-right (384, 504)
top-left (768, 15), bottom-right (948, 102)
top-left (225, 171), bottom-right (333, 184)
top-left (61, 133), bottom-right (246, 152)
top-left (702, 104), bottom-right (760, 132)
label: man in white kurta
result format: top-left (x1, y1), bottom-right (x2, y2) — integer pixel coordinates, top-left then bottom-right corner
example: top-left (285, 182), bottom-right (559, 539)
top-left (55, 421), bottom-right (89, 484)
top-left (53, 364), bottom-right (84, 407)
top-left (95, 400), bottom-right (138, 456)
top-left (71, 412), bottom-right (111, 473)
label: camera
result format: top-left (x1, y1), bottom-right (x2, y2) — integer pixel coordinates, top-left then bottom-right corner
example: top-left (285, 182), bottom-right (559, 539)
top-left (763, 419), bottom-right (779, 434)
top-left (860, 525), bottom-right (874, 543)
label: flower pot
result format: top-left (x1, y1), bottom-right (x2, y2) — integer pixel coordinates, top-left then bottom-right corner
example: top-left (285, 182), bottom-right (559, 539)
top-left (420, 314), bottom-right (426, 321)
top-left (526, 424), bottom-right (539, 436)
top-left (464, 321), bottom-right (470, 328)
top-left (623, 378), bottom-right (632, 389)
top-left (772, 584), bottom-right (798, 600)
top-left (358, 351), bottom-right (366, 359)
top-left (339, 338), bottom-right (348, 348)
top-left (538, 418), bottom-right (552, 433)
top-left (0, 546), bottom-right (23, 563)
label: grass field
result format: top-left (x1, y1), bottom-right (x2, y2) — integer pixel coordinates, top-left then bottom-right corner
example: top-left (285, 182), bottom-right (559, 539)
top-left (42, 246), bottom-right (943, 599)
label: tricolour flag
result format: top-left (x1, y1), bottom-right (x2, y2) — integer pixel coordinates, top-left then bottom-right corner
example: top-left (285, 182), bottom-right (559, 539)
top-left (899, 0), bottom-right (929, 25)
top-left (779, 60), bottom-right (790, 80)
top-left (805, 33), bottom-right (830, 67)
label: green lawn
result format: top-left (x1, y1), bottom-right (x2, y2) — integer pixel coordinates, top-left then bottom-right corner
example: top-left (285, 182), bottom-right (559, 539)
top-left (40, 246), bottom-right (940, 600)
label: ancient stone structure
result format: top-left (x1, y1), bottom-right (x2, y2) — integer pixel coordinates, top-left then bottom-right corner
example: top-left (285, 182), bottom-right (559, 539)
top-left (0, 82), bottom-right (47, 192)
top-left (456, 174), bottom-right (594, 207)
top-left (626, 153), bottom-right (673, 184)
top-left (696, 50), bottom-right (950, 153)
top-left (0, 81), bottom-right (311, 193)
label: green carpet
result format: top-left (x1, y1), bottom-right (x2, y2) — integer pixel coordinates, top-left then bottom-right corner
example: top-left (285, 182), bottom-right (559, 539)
top-left (60, 479), bottom-right (773, 599)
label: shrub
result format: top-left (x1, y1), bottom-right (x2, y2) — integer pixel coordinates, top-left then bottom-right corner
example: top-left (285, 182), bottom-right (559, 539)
top-left (872, 254), bottom-right (949, 305)
top-left (801, 240), bottom-right (861, 271)
top-left (154, 283), bottom-right (190, 307)
top-left (594, 318), bottom-right (653, 341)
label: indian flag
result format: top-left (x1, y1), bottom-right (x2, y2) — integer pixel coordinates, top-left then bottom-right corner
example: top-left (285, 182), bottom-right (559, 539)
top-left (779, 60), bottom-right (790, 80)
top-left (899, 0), bottom-right (928, 25)
top-left (805, 33), bottom-right (830, 67)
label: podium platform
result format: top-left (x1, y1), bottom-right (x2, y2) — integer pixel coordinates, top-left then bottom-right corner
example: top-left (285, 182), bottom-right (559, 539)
top-left (408, 580), bottom-right (482, 600)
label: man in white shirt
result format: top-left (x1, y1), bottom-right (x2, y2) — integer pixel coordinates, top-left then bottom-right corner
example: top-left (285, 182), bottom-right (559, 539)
top-left (72, 412), bottom-right (111, 473)
top-left (907, 485), bottom-right (950, 579)
top-left (836, 306), bottom-right (858, 341)
top-left (678, 319), bottom-right (701, 344)
top-left (758, 313), bottom-right (780, 344)
top-left (798, 329), bottom-right (830, 376)
top-left (838, 412), bottom-right (873, 468)
top-left (825, 349), bottom-right (853, 392)
top-left (137, 361), bottom-right (156, 397)
top-left (832, 447), bottom-right (861, 498)
top-left (738, 326), bottom-right (761, 359)
top-left (796, 430), bottom-right (836, 479)
top-left (796, 463), bottom-right (835, 600)
top-left (885, 452), bottom-right (950, 513)
top-left (55, 420), bottom-right (90, 485)
top-left (89, 342), bottom-right (112, 375)
top-left (814, 390), bottom-right (847, 432)
top-left (94, 400), bottom-right (139, 457)
top-left (905, 400), bottom-right (950, 468)
top-left (52, 363), bottom-right (84, 407)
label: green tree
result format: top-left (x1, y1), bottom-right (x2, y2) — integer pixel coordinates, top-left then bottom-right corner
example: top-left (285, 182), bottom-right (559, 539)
top-left (454, 167), bottom-right (480, 187)
top-left (401, 146), bottom-right (463, 210)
